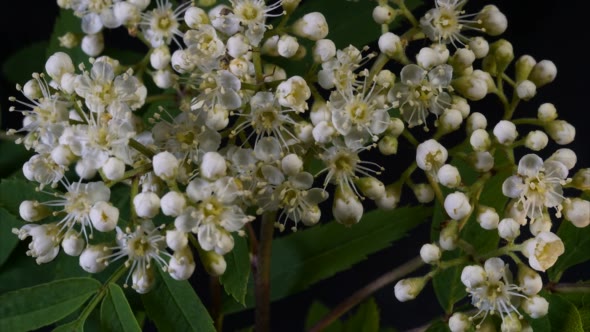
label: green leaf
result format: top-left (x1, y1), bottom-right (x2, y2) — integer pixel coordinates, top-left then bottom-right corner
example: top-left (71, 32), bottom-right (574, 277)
top-left (2, 42), bottom-right (49, 85)
top-left (530, 294), bottom-right (584, 332)
top-left (100, 284), bottom-right (141, 332)
top-left (0, 177), bottom-right (54, 217)
top-left (0, 243), bottom-right (56, 293)
top-left (342, 298), bottom-right (380, 332)
top-left (0, 277), bottom-right (100, 331)
top-left (549, 220), bottom-right (590, 282)
top-left (424, 320), bottom-right (451, 332)
top-left (219, 234), bottom-right (250, 305)
top-left (0, 208), bottom-right (21, 268)
top-left (304, 301), bottom-right (342, 332)
top-left (141, 267), bottom-right (215, 332)
top-left (0, 141), bottom-right (33, 178)
top-left (223, 206), bottom-right (432, 313)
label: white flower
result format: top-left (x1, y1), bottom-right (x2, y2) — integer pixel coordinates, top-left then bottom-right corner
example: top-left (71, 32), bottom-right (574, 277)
top-left (79, 244), bottom-right (110, 273)
top-left (420, 243), bottom-right (441, 264)
top-left (183, 26), bottom-right (227, 70)
top-left (19, 200), bottom-right (51, 222)
top-left (394, 277), bottom-right (426, 302)
top-left (168, 247), bottom-right (196, 281)
top-left (89, 201), bottom-right (119, 232)
top-left (546, 120), bottom-right (576, 145)
top-left (133, 192), bottom-right (161, 219)
top-left (293, 12), bottom-right (329, 41)
top-left (13, 223), bottom-right (60, 264)
top-left (230, 0), bottom-right (285, 46)
top-left (522, 231), bottom-right (565, 272)
top-left (313, 39), bottom-right (336, 63)
top-left (522, 296), bottom-right (549, 319)
top-left (140, 0), bottom-right (190, 48)
top-left (416, 139), bottom-right (448, 172)
top-left (563, 198), bottom-right (590, 228)
top-left (389, 64), bottom-right (453, 128)
top-left (45, 52), bottom-right (75, 83)
top-left (502, 154), bottom-right (569, 219)
top-left (276, 76), bottom-right (311, 113)
top-left (160, 191), bottom-right (187, 217)
top-left (153, 151), bottom-right (179, 181)
top-left (332, 186), bottom-right (363, 226)
top-left (493, 120), bottom-right (518, 145)
top-left (378, 32), bottom-right (401, 58)
top-left (498, 218), bottom-right (520, 241)
top-left (420, 0), bottom-right (487, 45)
top-left (477, 206), bottom-right (499, 230)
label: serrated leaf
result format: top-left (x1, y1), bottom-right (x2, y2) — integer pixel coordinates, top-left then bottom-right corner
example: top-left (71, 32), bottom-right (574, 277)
top-left (2, 42), bottom-right (49, 85)
top-left (529, 294), bottom-right (585, 332)
top-left (0, 208), bottom-right (21, 268)
top-left (141, 267), bottom-right (215, 332)
top-left (223, 206), bottom-right (432, 313)
top-left (0, 277), bottom-right (100, 331)
top-left (0, 177), bottom-right (54, 217)
top-left (548, 221), bottom-right (590, 282)
top-left (304, 301), bottom-right (342, 332)
top-left (342, 298), bottom-right (380, 332)
top-left (0, 141), bottom-right (33, 178)
top-left (100, 284), bottom-right (141, 332)
top-left (219, 234), bottom-right (250, 305)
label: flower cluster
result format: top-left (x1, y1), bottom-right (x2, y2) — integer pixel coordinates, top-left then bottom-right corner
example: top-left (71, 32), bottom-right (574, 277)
top-left (5, 2), bottom-right (589, 330)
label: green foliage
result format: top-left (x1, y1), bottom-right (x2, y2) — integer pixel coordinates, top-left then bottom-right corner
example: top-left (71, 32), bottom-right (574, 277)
top-left (342, 298), bottom-right (380, 332)
top-left (529, 294), bottom-right (585, 332)
top-left (305, 301), bottom-right (343, 332)
top-left (46, 9), bottom-right (87, 67)
top-left (0, 277), bottom-right (100, 331)
top-left (0, 141), bottom-right (33, 179)
top-left (223, 206), bottom-right (432, 313)
top-left (219, 234), bottom-right (250, 305)
top-left (0, 177), bottom-right (54, 216)
top-left (100, 284), bottom-right (142, 332)
top-left (0, 207), bottom-right (21, 268)
top-left (549, 221), bottom-right (590, 282)
top-left (141, 267), bottom-right (215, 332)
top-left (2, 42), bottom-right (49, 85)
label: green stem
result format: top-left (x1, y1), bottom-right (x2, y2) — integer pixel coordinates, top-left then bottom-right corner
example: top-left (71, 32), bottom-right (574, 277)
top-left (105, 163), bottom-right (153, 188)
top-left (210, 276), bottom-right (223, 332)
top-left (252, 47), bottom-right (264, 85)
top-left (145, 94), bottom-right (175, 104)
top-left (401, 130), bottom-right (419, 147)
top-left (551, 283), bottom-right (590, 294)
top-left (426, 172), bottom-right (445, 206)
top-left (255, 212), bottom-right (276, 332)
top-left (308, 257), bottom-right (424, 332)
top-left (368, 53), bottom-right (390, 81)
top-left (129, 138), bottom-right (155, 158)
top-left (512, 118), bottom-right (544, 126)
top-left (391, 0), bottom-right (419, 27)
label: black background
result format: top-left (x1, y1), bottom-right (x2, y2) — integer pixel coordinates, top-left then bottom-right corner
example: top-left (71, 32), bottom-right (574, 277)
top-left (1, 1), bottom-right (589, 331)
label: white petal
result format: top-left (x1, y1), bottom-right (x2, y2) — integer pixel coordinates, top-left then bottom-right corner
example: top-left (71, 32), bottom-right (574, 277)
top-left (518, 154), bottom-right (543, 177)
top-left (502, 175), bottom-right (525, 198)
top-left (400, 64), bottom-right (427, 86)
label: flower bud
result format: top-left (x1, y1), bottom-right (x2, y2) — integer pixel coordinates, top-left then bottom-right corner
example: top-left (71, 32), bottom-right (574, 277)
top-left (477, 206), bottom-right (499, 230)
top-left (529, 60), bottom-right (557, 88)
top-left (388, 117), bottom-right (405, 137)
top-left (171, 49), bottom-right (195, 74)
top-left (498, 217), bottom-right (520, 241)
top-left (281, 0), bottom-right (301, 13)
top-left (58, 32), bottom-right (79, 49)
top-left (448, 312), bottom-right (471, 332)
top-left (278, 35), bottom-right (299, 58)
top-left (301, 205), bottom-right (322, 226)
top-left (45, 52), bottom-right (75, 83)
top-left (280, 154), bottom-right (303, 177)
top-left (515, 55), bottom-right (537, 82)
top-left (113, 2), bottom-right (140, 25)
top-left (439, 220), bottom-right (459, 251)
top-left (150, 46), bottom-right (171, 70)
top-left (493, 120), bottom-right (518, 145)
top-left (545, 120), bottom-right (576, 145)
top-left (62, 231), bottom-right (85, 256)
top-left (452, 76), bottom-right (487, 101)
top-left (102, 157), bottom-right (125, 180)
top-left (500, 312), bottom-right (522, 332)
top-left (312, 121), bottom-right (335, 144)
top-left (516, 80), bottom-right (537, 100)
top-left (378, 32), bottom-right (401, 58)
top-left (524, 130), bottom-right (548, 151)
top-left (530, 215), bottom-right (552, 236)
top-left (199, 249), bottom-right (227, 276)
top-left (79, 245), bottom-right (110, 273)
top-left (466, 112), bottom-right (487, 134)
top-left (169, 247), bottom-right (196, 281)
top-left (572, 168), bottom-right (590, 191)
top-left (90, 201), bottom-right (119, 232)
top-left (437, 164), bottom-right (461, 188)
top-left (564, 198), bottom-right (590, 228)
top-left (375, 184), bottom-right (401, 210)
top-left (537, 103), bottom-right (557, 122)
top-left (276, 76), bottom-right (311, 113)
top-left (372, 5), bottom-right (396, 24)
top-left (470, 129), bottom-right (491, 152)
top-left (312, 39), bottom-right (336, 63)
top-left (477, 5), bottom-right (507, 36)
top-left (489, 39), bottom-right (513, 73)
top-left (469, 37), bottom-right (489, 59)
top-left (166, 229), bottom-right (188, 251)
top-left (153, 69), bottom-right (176, 89)
top-left (333, 187), bottom-right (363, 226)
top-left (133, 192), bottom-right (161, 219)
top-left (292, 12), bottom-right (329, 41)
top-left (523, 231), bottom-right (565, 272)
top-left (132, 267), bottom-right (155, 294)
top-left (200, 152), bottom-right (227, 180)
top-left (160, 191), bottom-right (187, 217)
top-left (19, 200), bottom-right (51, 222)
top-left (227, 34), bottom-right (249, 59)
top-left (444, 192), bottom-right (471, 220)
top-left (184, 6), bottom-right (209, 28)
top-left (378, 135), bottom-right (398, 155)
top-left (518, 264), bottom-right (543, 296)
top-left (420, 243), bottom-right (441, 264)
top-left (416, 46), bottom-right (445, 69)
top-left (394, 277), bottom-right (426, 302)
top-left (439, 109), bottom-right (463, 133)
top-left (548, 148), bottom-right (577, 170)
top-left (413, 183), bottom-right (434, 203)
top-left (153, 151), bottom-right (179, 181)
top-left (522, 296), bottom-right (549, 319)
top-left (416, 139), bottom-right (448, 172)
top-left (81, 33), bottom-right (104, 57)
top-left (450, 48), bottom-right (475, 73)
top-left (75, 159), bottom-right (98, 180)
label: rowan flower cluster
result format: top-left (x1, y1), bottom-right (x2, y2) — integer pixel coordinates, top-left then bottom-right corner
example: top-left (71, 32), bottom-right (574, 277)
top-left (5, 0), bottom-right (589, 330)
